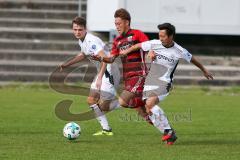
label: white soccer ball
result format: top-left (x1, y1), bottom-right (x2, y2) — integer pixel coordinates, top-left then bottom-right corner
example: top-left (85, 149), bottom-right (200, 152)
top-left (63, 122), bottom-right (81, 140)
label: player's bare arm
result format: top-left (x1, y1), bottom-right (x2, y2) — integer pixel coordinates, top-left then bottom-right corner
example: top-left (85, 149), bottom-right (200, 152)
top-left (91, 54), bottom-right (117, 63)
top-left (59, 52), bottom-right (85, 71)
top-left (147, 50), bottom-right (156, 61)
top-left (119, 43), bottom-right (142, 56)
top-left (120, 43), bottom-right (156, 61)
top-left (191, 56), bottom-right (214, 80)
top-left (95, 50), bottom-right (108, 89)
top-left (102, 55), bottom-right (117, 63)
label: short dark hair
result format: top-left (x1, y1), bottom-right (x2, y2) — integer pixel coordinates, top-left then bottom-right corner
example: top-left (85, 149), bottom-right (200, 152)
top-left (72, 16), bottom-right (86, 28)
top-left (157, 23), bottom-right (176, 38)
top-left (114, 8), bottom-right (131, 25)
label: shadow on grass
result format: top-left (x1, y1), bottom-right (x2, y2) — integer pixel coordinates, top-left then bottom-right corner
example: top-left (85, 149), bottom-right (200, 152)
top-left (180, 131), bottom-right (240, 136)
top-left (178, 139), bottom-right (240, 146)
top-left (177, 131), bottom-right (240, 145)
top-left (66, 140), bottom-right (89, 143)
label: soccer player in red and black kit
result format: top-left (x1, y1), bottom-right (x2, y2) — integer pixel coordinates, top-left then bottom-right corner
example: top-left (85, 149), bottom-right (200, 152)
top-left (111, 8), bottom-right (149, 110)
top-left (92, 9), bottom-right (175, 141)
top-left (92, 8), bottom-right (150, 120)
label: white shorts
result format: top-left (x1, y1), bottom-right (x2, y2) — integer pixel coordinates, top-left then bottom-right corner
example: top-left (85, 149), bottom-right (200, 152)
top-left (90, 63), bottom-right (120, 100)
top-left (143, 80), bottom-right (172, 101)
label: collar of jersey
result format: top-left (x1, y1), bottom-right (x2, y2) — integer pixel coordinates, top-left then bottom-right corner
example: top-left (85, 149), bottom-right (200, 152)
top-left (79, 32), bottom-right (88, 44)
top-left (162, 41), bottom-right (175, 48)
top-left (121, 29), bottom-right (132, 37)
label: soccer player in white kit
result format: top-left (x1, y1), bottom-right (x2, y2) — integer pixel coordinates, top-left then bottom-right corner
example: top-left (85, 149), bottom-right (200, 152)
top-left (60, 17), bottom-right (120, 136)
top-left (120, 23), bottom-right (213, 145)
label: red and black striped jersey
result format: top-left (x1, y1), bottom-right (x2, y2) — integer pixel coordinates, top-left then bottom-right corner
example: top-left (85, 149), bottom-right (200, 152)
top-left (111, 29), bottom-right (149, 79)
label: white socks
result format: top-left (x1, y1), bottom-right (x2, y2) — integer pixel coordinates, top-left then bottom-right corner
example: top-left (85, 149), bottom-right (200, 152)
top-left (90, 104), bottom-right (111, 131)
top-left (149, 105), bottom-right (171, 133)
top-left (89, 100), bottom-right (120, 131)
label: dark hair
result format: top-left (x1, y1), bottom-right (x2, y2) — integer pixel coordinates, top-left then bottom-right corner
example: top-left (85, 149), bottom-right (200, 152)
top-left (72, 16), bottom-right (86, 28)
top-left (157, 23), bottom-right (176, 38)
top-left (114, 8), bottom-right (131, 25)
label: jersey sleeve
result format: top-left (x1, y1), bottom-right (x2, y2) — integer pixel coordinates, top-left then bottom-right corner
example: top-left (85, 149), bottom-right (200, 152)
top-left (111, 39), bottom-right (119, 56)
top-left (180, 48), bottom-right (192, 63)
top-left (141, 40), bottom-right (152, 51)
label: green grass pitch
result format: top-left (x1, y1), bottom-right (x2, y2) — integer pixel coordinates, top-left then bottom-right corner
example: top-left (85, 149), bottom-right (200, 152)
top-left (0, 84), bottom-right (240, 160)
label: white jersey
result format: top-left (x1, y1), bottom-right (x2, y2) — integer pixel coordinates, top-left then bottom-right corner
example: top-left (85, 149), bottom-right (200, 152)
top-left (78, 33), bottom-right (120, 100)
top-left (79, 32), bottom-right (110, 71)
top-left (141, 39), bottom-right (192, 83)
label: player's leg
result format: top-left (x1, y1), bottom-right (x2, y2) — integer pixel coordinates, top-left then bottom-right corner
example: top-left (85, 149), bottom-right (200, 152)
top-left (145, 95), bottom-right (171, 132)
top-left (92, 93), bottom-right (120, 136)
top-left (98, 69), bottom-right (121, 112)
top-left (99, 99), bottom-right (121, 111)
top-left (128, 76), bottom-right (153, 124)
top-left (119, 76), bottom-right (145, 107)
top-left (134, 106), bottom-right (153, 125)
top-left (98, 88), bottom-right (152, 124)
top-left (120, 76), bottom-right (153, 124)
top-left (100, 63), bottom-right (121, 111)
top-left (144, 90), bottom-right (177, 145)
top-left (93, 98), bottom-right (121, 136)
top-left (128, 96), bottom-right (153, 125)
top-left (92, 70), bottom-right (122, 136)
top-left (143, 72), bottom-right (177, 144)
top-left (88, 82), bottom-right (112, 135)
top-left (118, 90), bottom-right (136, 107)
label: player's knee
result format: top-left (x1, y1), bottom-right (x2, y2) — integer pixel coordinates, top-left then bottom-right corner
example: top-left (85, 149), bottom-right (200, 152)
top-left (119, 98), bottom-right (128, 107)
top-left (145, 101), bottom-right (154, 108)
top-left (87, 97), bottom-right (98, 105)
top-left (99, 101), bottom-right (110, 111)
top-left (145, 99), bottom-right (156, 113)
top-left (146, 96), bottom-right (158, 106)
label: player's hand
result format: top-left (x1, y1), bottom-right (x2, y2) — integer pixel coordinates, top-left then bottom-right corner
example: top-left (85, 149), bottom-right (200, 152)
top-left (119, 50), bottom-right (128, 57)
top-left (96, 77), bottom-right (102, 90)
top-left (91, 55), bottom-right (101, 61)
top-left (59, 64), bottom-right (65, 72)
top-left (147, 50), bottom-right (156, 61)
top-left (203, 71), bottom-right (214, 80)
